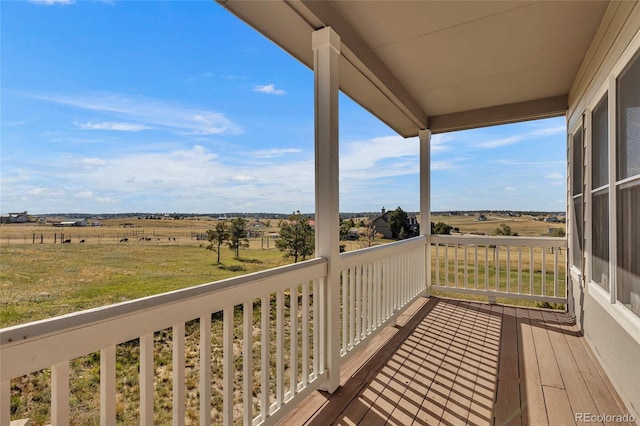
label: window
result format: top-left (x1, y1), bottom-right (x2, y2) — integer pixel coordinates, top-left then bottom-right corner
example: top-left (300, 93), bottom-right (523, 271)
top-left (616, 49), bottom-right (640, 316)
top-left (571, 126), bottom-right (583, 269)
top-left (591, 95), bottom-right (609, 291)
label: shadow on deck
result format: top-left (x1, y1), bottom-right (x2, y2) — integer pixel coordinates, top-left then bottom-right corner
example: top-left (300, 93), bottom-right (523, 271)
top-left (280, 297), bottom-right (630, 425)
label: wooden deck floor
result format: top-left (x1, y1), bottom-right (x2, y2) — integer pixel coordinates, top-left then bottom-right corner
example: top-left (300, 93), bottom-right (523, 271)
top-left (281, 297), bottom-right (630, 426)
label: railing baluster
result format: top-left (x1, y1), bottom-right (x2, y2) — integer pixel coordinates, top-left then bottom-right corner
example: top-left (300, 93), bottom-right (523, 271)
top-left (495, 246), bottom-right (500, 293)
top-left (290, 286), bottom-right (298, 399)
top-left (355, 266), bottom-right (361, 343)
top-left (474, 244), bottom-right (479, 290)
top-left (243, 301), bottom-right (253, 423)
top-left (444, 243), bottom-right (449, 287)
top-left (435, 243), bottom-right (440, 286)
top-left (506, 246), bottom-right (511, 293)
top-left (222, 310), bottom-right (232, 426)
top-left (260, 296), bottom-right (269, 420)
top-left (140, 333), bottom-right (154, 426)
top-left (529, 248), bottom-right (534, 294)
top-left (349, 267), bottom-right (355, 349)
top-left (542, 248), bottom-right (547, 297)
top-left (518, 247), bottom-right (523, 295)
top-left (52, 361), bottom-right (70, 426)
top-left (341, 271), bottom-right (347, 355)
top-left (101, 345), bottom-right (116, 426)
top-left (199, 316), bottom-right (211, 426)
top-left (1, 380), bottom-right (9, 426)
top-left (276, 290), bottom-right (284, 408)
top-left (314, 278), bottom-right (322, 375)
top-left (485, 244), bottom-right (489, 291)
top-left (454, 244), bottom-right (459, 288)
top-left (367, 263), bottom-right (373, 334)
top-left (464, 245), bottom-right (468, 289)
top-left (302, 283), bottom-right (309, 386)
top-left (362, 264), bottom-right (368, 336)
top-left (553, 247), bottom-right (558, 297)
top-left (173, 323), bottom-right (186, 426)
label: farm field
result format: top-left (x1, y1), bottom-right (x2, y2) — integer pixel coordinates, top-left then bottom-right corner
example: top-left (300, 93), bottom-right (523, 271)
top-left (0, 214), bottom-right (564, 327)
top-left (1, 213), bottom-right (565, 424)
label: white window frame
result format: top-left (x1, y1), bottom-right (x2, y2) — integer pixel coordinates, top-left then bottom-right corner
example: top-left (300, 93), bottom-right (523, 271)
top-left (585, 28), bottom-right (640, 344)
top-left (586, 83), bottom-right (610, 293)
top-left (569, 119), bottom-right (584, 283)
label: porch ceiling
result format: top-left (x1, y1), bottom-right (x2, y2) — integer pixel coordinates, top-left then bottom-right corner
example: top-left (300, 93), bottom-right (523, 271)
top-left (217, 0), bottom-right (609, 136)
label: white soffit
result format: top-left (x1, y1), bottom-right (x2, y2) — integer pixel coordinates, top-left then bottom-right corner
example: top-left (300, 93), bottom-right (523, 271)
top-left (217, 0), bottom-right (609, 136)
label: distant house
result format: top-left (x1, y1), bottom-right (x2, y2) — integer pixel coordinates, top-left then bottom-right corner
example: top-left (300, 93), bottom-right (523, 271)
top-left (371, 207), bottom-right (416, 239)
top-left (544, 217), bottom-right (560, 223)
top-left (371, 208), bottom-right (392, 239)
top-left (3, 211), bottom-right (29, 223)
top-left (53, 219), bottom-right (88, 227)
top-left (477, 214), bottom-right (488, 221)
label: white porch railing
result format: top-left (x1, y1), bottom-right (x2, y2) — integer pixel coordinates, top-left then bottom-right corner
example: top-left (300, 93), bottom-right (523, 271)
top-left (340, 237), bottom-right (427, 362)
top-left (338, 236), bottom-right (427, 361)
top-left (430, 235), bottom-right (568, 304)
top-left (1, 234), bottom-right (568, 425)
top-left (0, 258), bottom-right (328, 426)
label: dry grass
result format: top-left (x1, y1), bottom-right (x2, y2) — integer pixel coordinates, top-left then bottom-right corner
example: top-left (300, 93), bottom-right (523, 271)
top-left (1, 214), bottom-right (566, 424)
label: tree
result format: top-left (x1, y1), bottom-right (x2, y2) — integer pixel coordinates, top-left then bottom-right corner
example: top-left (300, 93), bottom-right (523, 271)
top-left (494, 223), bottom-right (518, 236)
top-left (550, 228), bottom-right (566, 237)
top-left (340, 218), bottom-right (355, 240)
top-left (431, 221), bottom-right (453, 235)
top-left (275, 211), bottom-right (315, 263)
top-left (206, 222), bottom-right (230, 264)
top-left (387, 206), bottom-right (409, 239)
top-left (358, 219), bottom-right (383, 248)
top-left (228, 217), bottom-right (250, 257)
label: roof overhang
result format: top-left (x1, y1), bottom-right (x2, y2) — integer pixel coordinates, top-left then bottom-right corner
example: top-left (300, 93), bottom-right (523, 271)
top-left (217, 0), bottom-right (609, 137)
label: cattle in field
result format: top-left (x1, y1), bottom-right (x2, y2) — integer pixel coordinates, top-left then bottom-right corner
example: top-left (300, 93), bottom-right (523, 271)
top-left (79, 239), bottom-right (85, 243)
top-left (119, 238), bottom-right (129, 243)
top-left (62, 239), bottom-right (71, 244)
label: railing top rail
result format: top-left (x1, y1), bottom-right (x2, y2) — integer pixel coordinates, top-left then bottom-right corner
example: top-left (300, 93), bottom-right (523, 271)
top-left (338, 235), bottom-right (427, 267)
top-left (0, 257), bottom-right (327, 346)
top-left (430, 234), bottom-right (567, 247)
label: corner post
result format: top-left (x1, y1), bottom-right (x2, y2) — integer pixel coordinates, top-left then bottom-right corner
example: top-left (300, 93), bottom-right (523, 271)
top-left (313, 27), bottom-right (341, 393)
top-left (419, 129), bottom-right (432, 297)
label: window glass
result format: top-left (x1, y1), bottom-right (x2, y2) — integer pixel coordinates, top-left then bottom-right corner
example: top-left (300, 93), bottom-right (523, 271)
top-left (592, 189), bottom-right (609, 290)
top-left (592, 95), bottom-right (609, 188)
top-left (572, 127), bottom-right (583, 195)
top-left (616, 181), bottom-right (640, 315)
top-left (617, 50), bottom-right (640, 180)
top-left (572, 196), bottom-right (583, 268)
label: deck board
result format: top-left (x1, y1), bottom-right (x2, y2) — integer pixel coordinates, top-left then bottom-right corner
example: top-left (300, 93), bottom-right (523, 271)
top-left (279, 297), bottom-right (631, 426)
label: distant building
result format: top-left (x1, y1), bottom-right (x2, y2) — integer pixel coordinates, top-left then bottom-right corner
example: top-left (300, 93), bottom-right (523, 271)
top-left (477, 214), bottom-right (488, 221)
top-left (53, 219), bottom-right (88, 227)
top-left (2, 211), bottom-right (29, 223)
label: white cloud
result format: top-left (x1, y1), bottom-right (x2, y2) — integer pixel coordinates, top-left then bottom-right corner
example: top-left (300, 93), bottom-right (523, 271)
top-left (505, 186), bottom-right (517, 191)
top-left (79, 158), bottom-right (108, 166)
top-left (27, 92), bottom-right (244, 136)
top-left (75, 121), bottom-right (151, 132)
top-left (26, 187), bottom-right (65, 196)
top-left (250, 148), bottom-right (301, 158)
top-left (545, 172), bottom-right (563, 180)
top-left (74, 190), bottom-right (94, 199)
top-left (229, 174), bottom-right (257, 183)
top-left (341, 135), bottom-right (418, 179)
top-left (476, 125), bottom-right (565, 149)
top-left (253, 84), bottom-right (286, 95)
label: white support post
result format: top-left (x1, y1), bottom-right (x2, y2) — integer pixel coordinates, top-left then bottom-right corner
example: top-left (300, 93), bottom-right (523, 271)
top-left (419, 129), bottom-right (432, 297)
top-left (312, 26), bottom-right (341, 394)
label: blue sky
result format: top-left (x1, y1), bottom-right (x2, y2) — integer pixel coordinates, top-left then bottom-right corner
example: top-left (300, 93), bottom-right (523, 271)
top-left (1, 0), bottom-right (567, 215)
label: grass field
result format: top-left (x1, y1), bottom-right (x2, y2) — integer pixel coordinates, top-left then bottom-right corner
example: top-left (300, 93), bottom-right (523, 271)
top-left (0, 214), bottom-right (563, 327)
top-left (1, 214), bottom-right (565, 424)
